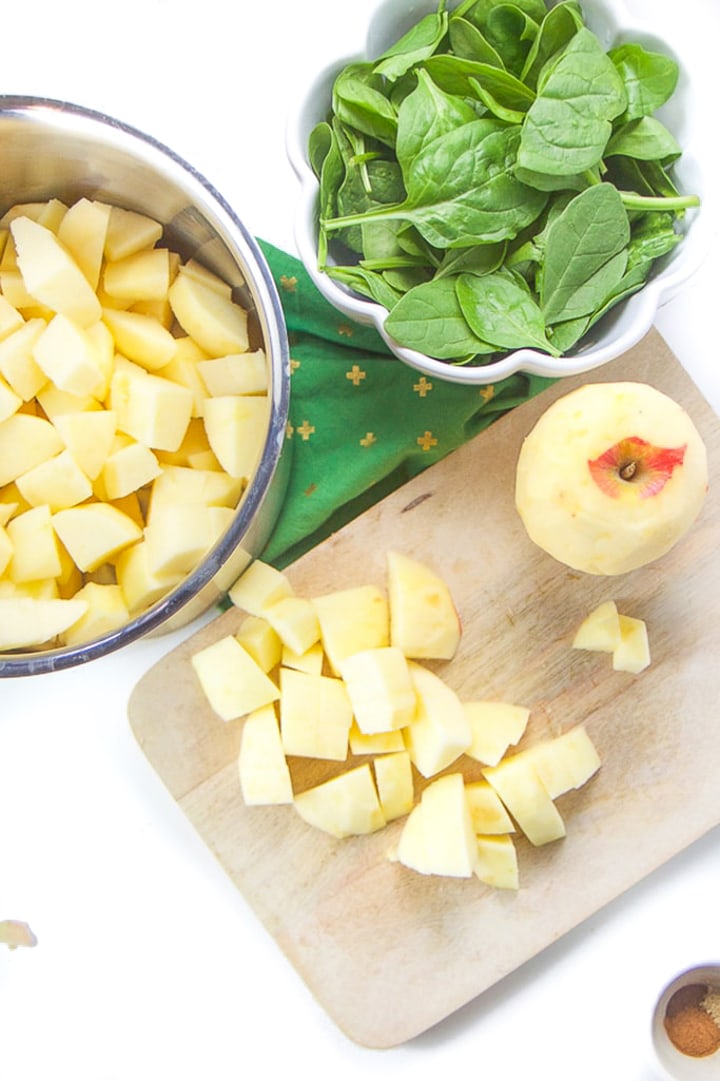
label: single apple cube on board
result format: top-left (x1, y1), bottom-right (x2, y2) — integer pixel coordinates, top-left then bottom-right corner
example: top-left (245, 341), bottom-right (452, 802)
top-left (373, 751), bottom-right (414, 822)
top-left (293, 764), bottom-right (386, 838)
top-left (474, 834), bottom-right (519, 891)
top-left (349, 724), bottom-right (405, 756)
top-left (227, 558), bottom-right (294, 616)
top-left (387, 549), bottom-right (461, 660)
top-left (236, 615), bottom-right (283, 674)
top-left (190, 634), bottom-right (280, 722)
top-left (262, 595), bottom-right (321, 657)
top-left (518, 725), bottom-right (601, 799)
top-left (279, 667), bottom-right (352, 761)
top-left (280, 640), bottom-right (324, 676)
top-left (394, 773), bottom-right (477, 878)
top-left (403, 661), bottom-right (471, 778)
top-left (312, 584), bottom-right (389, 676)
top-left (613, 614), bottom-right (651, 674)
top-left (463, 700), bottom-right (531, 766)
top-left (237, 704), bottom-right (293, 806)
top-left (572, 600), bottom-right (622, 652)
top-left (339, 646), bottom-right (416, 735)
top-left (464, 780), bottom-right (515, 835)
top-left (482, 754), bottom-right (566, 847)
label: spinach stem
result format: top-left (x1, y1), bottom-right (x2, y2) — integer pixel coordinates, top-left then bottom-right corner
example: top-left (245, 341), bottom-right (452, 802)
top-left (619, 191), bottom-right (701, 212)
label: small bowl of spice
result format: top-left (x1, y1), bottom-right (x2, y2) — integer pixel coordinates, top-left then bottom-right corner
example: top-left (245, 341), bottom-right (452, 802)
top-left (652, 963), bottom-right (720, 1079)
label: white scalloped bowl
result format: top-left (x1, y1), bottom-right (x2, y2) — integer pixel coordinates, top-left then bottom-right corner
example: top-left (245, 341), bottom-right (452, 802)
top-left (287, 0), bottom-right (709, 385)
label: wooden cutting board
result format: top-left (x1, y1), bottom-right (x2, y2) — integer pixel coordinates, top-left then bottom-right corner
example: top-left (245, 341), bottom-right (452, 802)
top-left (128, 328), bottom-right (720, 1049)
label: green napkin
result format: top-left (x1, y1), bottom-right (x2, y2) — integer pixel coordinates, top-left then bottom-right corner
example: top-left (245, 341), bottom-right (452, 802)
top-left (257, 239), bottom-right (553, 569)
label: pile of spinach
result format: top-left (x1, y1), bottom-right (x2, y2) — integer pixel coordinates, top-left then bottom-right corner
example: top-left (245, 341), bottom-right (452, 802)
top-left (309, 0), bottom-right (700, 367)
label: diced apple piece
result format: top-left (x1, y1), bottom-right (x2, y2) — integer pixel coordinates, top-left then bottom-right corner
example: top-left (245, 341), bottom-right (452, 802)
top-left (338, 646), bottom-right (416, 734)
top-left (56, 197), bottom-right (111, 290)
top-left (114, 539), bottom-right (181, 613)
top-left (474, 835), bottom-right (519, 890)
top-left (263, 595), bottom-right (321, 656)
top-left (110, 362), bottom-right (193, 452)
top-left (0, 319), bottom-right (48, 400)
top-left (373, 751), bottom-right (414, 821)
top-left (482, 754), bottom-right (566, 846)
top-left (0, 199), bottom-right (67, 231)
top-left (0, 294), bottom-right (24, 341)
top-left (61, 582), bottom-right (130, 646)
top-left (52, 502), bottom-right (142, 572)
top-left (0, 596), bottom-right (88, 649)
top-left (202, 394), bottom-right (268, 479)
top-left (279, 666), bottom-right (352, 761)
top-left (0, 374), bottom-right (21, 423)
top-left (349, 724), bottom-right (405, 756)
top-left (101, 441), bottom-right (161, 500)
top-left (281, 640), bottom-right (324, 676)
top-left (236, 615), bottom-right (283, 673)
top-left (169, 271), bottom-right (249, 355)
top-left (103, 307), bottom-right (175, 370)
top-left (294, 763), bottom-right (386, 838)
top-left (464, 780), bottom-right (515, 835)
top-left (197, 350), bottom-right (268, 397)
top-left (227, 558), bottom-right (293, 616)
top-left (402, 661), bottom-right (471, 778)
top-left (572, 600), bottom-right (621, 653)
top-left (518, 725), bottom-right (601, 799)
top-left (39, 311), bottom-right (107, 398)
top-left (103, 248), bottom-right (171, 301)
top-left (143, 502), bottom-right (232, 577)
top-left (0, 526), bottom-right (12, 576)
top-left (6, 505), bottom-right (62, 583)
top-left (238, 704), bottom-right (293, 806)
top-left (394, 773), bottom-right (476, 877)
top-left (180, 258), bottom-right (233, 297)
top-left (103, 206), bottom-right (163, 261)
top-left (52, 409), bottom-right (117, 480)
top-left (387, 549), bottom-right (461, 660)
top-left (159, 336), bottom-right (210, 418)
top-left (16, 449), bottom-right (93, 511)
top-left (312, 584), bottom-right (389, 676)
top-left (613, 614), bottom-right (651, 673)
top-left (0, 413), bottom-right (65, 487)
top-left (10, 216), bottom-right (102, 326)
top-left (463, 700), bottom-right (531, 767)
top-left (148, 463), bottom-right (243, 512)
top-left (191, 634), bottom-right (280, 722)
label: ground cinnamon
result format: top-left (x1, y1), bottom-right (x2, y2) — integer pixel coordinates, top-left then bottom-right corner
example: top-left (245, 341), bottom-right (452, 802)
top-left (664, 983), bottom-right (720, 1058)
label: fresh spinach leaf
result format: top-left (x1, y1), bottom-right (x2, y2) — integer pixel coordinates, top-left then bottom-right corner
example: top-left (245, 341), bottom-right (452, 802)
top-left (457, 268), bottom-right (559, 353)
top-left (606, 116), bottom-right (681, 162)
top-left (396, 68), bottom-right (478, 176)
top-left (609, 43), bottom-right (679, 120)
top-left (448, 16), bottom-right (505, 66)
top-left (332, 63), bottom-right (398, 146)
top-left (518, 28), bottom-right (627, 176)
top-left (485, 4), bottom-right (539, 74)
top-left (384, 275), bottom-right (496, 359)
top-left (424, 54), bottom-right (536, 111)
top-left (540, 183), bottom-right (630, 322)
top-left (520, 0), bottom-right (584, 87)
top-left (373, 7), bottom-right (450, 82)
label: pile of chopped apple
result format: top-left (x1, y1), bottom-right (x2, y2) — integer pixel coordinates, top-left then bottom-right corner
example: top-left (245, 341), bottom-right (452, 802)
top-left (0, 196), bottom-right (269, 651)
top-left (190, 552), bottom-right (606, 891)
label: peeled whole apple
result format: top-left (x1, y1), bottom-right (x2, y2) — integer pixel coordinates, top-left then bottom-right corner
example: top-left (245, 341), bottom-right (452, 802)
top-left (514, 381), bottom-right (708, 575)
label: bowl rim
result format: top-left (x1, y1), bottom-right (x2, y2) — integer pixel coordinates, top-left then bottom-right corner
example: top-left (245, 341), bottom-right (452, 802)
top-left (286, 0), bottom-right (710, 385)
top-left (0, 96), bottom-right (290, 678)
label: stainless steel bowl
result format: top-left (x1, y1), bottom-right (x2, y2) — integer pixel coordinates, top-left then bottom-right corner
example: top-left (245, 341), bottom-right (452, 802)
top-left (0, 96), bottom-right (290, 677)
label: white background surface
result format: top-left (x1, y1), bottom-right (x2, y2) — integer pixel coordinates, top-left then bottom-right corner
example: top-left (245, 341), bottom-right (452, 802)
top-left (1, 2), bottom-right (719, 1079)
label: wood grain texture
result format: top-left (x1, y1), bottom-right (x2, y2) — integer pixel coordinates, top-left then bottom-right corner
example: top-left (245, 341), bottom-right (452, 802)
top-left (128, 329), bottom-right (720, 1048)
